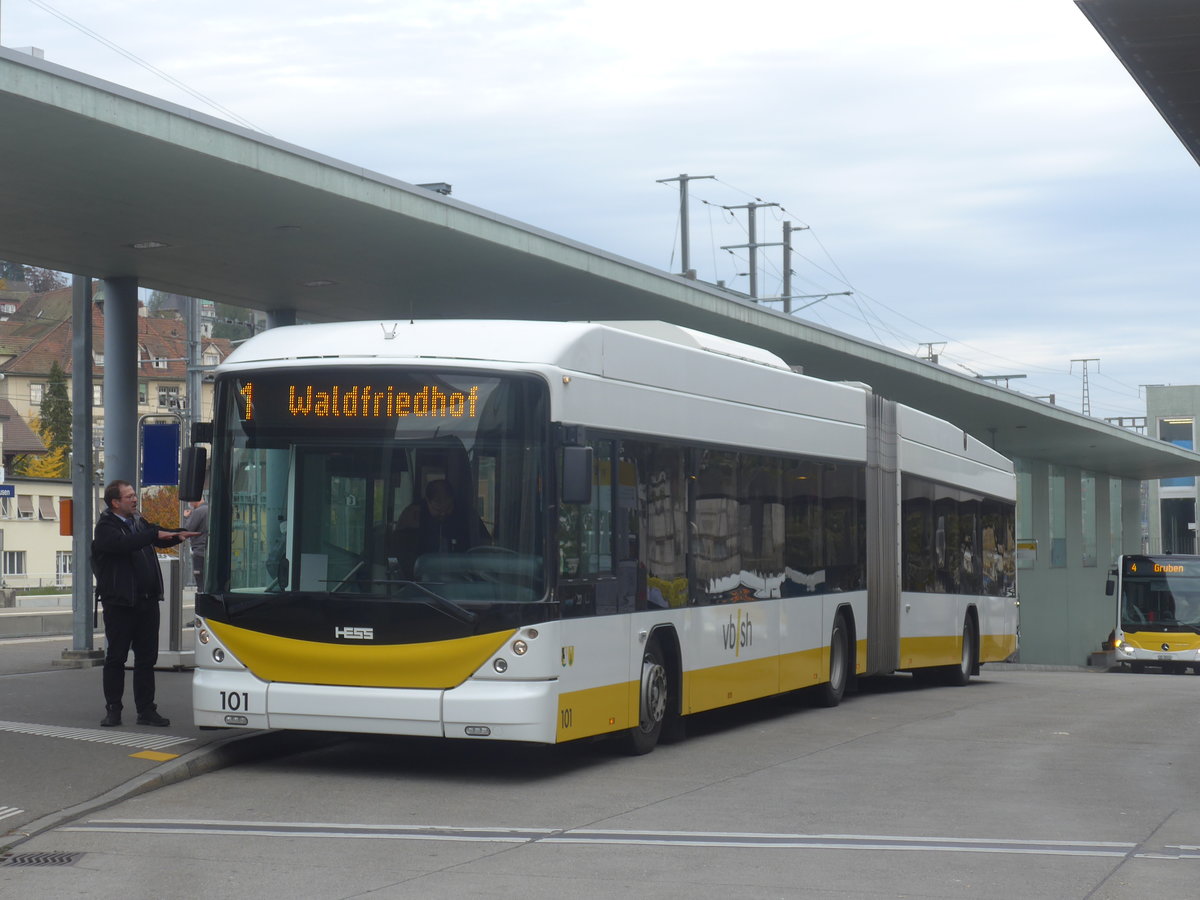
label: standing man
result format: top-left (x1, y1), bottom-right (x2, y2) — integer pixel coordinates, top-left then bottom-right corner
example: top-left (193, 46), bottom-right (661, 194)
top-left (186, 497), bottom-right (209, 592)
top-left (92, 480), bottom-right (199, 727)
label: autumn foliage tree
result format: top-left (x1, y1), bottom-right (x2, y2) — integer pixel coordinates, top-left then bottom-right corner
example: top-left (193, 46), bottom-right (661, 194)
top-left (12, 362), bottom-right (72, 479)
top-left (139, 486), bottom-right (181, 556)
top-left (11, 431), bottom-right (68, 478)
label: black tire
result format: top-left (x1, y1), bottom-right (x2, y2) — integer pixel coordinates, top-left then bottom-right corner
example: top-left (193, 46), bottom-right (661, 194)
top-left (942, 619), bottom-right (977, 687)
top-left (624, 642), bottom-right (668, 755)
top-left (814, 614), bottom-right (850, 708)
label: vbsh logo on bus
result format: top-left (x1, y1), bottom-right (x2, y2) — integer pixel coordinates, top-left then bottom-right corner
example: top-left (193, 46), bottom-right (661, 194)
top-left (722, 610), bottom-right (753, 657)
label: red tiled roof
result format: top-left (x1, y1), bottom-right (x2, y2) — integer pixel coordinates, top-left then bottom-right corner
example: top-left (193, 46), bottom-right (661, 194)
top-left (0, 398), bottom-right (47, 455)
top-left (0, 300), bottom-right (232, 380)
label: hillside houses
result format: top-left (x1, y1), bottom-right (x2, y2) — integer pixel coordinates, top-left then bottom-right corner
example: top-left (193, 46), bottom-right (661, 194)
top-left (0, 284), bottom-right (231, 436)
top-left (0, 284), bottom-right (232, 589)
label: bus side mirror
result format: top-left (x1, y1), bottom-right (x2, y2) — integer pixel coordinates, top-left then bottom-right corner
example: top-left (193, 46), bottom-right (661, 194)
top-left (561, 446), bottom-right (593, 505)
top-left (1105, 580), bottom-right (1114, 597)
top-left (179, 446), bottom-right (208, 502)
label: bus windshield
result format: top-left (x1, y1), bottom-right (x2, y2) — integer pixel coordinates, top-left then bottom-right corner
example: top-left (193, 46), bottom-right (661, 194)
top-left (1120, 556), bottom-right (1200, 632)
top-left (211, 367), bottom-right (548, 604)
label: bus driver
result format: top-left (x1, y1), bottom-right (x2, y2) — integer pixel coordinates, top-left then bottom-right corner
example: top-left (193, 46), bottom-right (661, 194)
top-left (393, 479), bottom-right (489, 576)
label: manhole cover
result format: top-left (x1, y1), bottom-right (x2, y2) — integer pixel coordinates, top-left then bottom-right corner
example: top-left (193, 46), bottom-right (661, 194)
top-left (0, 851), bottom-right (83, 867)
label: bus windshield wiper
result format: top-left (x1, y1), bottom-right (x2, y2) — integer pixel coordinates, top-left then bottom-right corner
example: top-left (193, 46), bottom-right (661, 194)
top-left (373, 580), bottom-right (480, 625)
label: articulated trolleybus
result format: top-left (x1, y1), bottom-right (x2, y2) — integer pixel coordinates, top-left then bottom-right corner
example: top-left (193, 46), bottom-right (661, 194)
top-left (1107, 554), bottom-right (1200, 673)
top-left (188, 320), bottom-right (1018, 753)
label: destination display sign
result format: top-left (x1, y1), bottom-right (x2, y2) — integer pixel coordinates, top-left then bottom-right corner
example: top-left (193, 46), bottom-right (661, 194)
top-left (229, 369), bottom-right (500, 433)
top-left (1123, 556), bottom-right (1200, 578)
top-left (239, 381), bottom-right (480, 421)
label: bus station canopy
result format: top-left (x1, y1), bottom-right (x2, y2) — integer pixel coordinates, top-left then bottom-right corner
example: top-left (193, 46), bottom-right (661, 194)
top-left (1, 34), bottom-right (1199, 481)
top-left (1078, 0), bottom-right (1200, 169)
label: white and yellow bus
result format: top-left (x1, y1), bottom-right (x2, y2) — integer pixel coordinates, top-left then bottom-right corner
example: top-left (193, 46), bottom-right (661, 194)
top-left (1107, 554), bottom-right (1200, 673)
top-left (189, 320), bottom-right (1018, 753)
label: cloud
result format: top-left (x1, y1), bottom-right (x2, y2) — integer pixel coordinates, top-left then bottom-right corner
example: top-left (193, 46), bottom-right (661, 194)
top-left (5, 0), bottom-right (1199, 422)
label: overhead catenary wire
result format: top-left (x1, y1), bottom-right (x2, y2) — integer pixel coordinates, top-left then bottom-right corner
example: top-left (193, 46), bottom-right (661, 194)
top-left (22, 0), bottom-right (271, 136)
top-left (663, 175), bottom-right (1156, 419)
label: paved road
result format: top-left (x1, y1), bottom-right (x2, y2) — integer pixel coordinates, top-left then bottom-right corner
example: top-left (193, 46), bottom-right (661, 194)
top-left (3, 666), bottom-right (1198, 899)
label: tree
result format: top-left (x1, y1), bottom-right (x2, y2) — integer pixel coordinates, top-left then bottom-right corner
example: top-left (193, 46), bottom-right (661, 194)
top-left (40, 361), bottom-right (72, 452)
top-left (10, 416), bottom-right (67, 479)
top-left (140, 486), bottom-right (181, 556)
top-left (25, 267), bottom-right (67, 293)
top-left (211, 302), bottom-right (256, 341)
top-left (12, 363), bottom-right (74, 479)
top-left (13, 442), bottom-right (67, 479)
top-left (146, 290), bottom-right (179, 318)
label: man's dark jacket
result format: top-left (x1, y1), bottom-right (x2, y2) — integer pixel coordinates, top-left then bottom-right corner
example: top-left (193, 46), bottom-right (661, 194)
top-left (92, 509), bottom-right (181, 607)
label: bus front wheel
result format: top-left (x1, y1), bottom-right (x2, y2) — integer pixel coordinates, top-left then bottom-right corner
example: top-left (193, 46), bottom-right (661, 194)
top-left (624, 642), bottom-right (668, 755)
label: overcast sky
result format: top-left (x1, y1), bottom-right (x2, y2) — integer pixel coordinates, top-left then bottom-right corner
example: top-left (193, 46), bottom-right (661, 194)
top-left (3, 0), bottom-right (1199, 422)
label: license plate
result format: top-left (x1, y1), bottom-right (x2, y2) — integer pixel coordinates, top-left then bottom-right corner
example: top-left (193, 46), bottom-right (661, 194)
top-left (1158, 654), bottom-right (1172, 661)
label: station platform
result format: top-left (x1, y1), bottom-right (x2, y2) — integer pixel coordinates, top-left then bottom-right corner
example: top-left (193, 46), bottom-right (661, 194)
top-left (0, 593), bottom-right (193, 641)
top-left (0, 633), bottom-right (330, 854)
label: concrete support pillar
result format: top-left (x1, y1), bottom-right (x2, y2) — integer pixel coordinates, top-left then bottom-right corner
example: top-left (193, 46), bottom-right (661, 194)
top-left (1028, 459), bottom-right (1049, 571)
top-left (1121, 478), bottom-right (1143, 555)
top-left (62, 275), bottom-right (103, 665)
top-left (1065, 465), bottom-right (1082, 570)
top-left (266, 308), bottom-right (297, 330)
top-left (1095, 475), bottom-right (1112, 570)
top-left (101, 277), bottom-right (139, 485)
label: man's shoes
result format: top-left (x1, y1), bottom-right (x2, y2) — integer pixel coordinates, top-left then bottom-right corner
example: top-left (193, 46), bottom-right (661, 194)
top-left (100, 706), bottom-right (122, 727)
top-left (136, 709), bottom-right (171, 727)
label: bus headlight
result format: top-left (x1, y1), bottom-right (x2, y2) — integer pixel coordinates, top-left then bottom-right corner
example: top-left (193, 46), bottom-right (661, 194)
top-left (212, 648), bottom-right (225, 663)
top-left (512, 639), bottom-right (528, 656)
top-left (198, 628), bottom-right (210, 645)
top-left (493, 658), bottom-right (509, 673)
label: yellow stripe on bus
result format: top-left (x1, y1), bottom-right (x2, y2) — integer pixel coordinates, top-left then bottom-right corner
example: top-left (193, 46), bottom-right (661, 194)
top-left (1121, 632), bottom-right (1200, 652)
top-left (556, 680), bottom-right (638, 742)
top-left (208, 620), bottom-right (515, 689)
top-left (685, 656), bottom-right (781, 714)
top-left (900, 632), bottom-right (1017, 669)
top-left (779, 646), bottom-right (826, 693)
top-left (899, 634), bottom-right (960, 669)
top-left (981, 632), bottom-right (1018, 662)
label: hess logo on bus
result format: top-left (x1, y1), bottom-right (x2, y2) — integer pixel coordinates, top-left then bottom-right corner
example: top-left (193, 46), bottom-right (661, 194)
top-left (335, 626), bottom-right (374, 640)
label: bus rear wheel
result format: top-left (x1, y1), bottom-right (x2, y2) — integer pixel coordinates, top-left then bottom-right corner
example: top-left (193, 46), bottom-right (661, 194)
top-left (624, 642), bottom-right (668, 755)
top-left (814, 614), bottom-right (850, 708)
top-left (942, 620), bottom-right (977, 687)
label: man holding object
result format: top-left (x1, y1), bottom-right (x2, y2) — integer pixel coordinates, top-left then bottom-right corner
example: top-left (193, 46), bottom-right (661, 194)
top-left (92, 480), bottom-right (200, 727)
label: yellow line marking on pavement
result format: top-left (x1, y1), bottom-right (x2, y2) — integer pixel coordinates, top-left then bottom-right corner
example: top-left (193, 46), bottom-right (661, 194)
top-left (130, 750), bottom-right (180, 762)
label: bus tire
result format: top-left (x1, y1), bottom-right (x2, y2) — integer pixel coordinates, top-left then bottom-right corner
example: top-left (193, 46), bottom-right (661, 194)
top-left (943, 619), bottom-right (977, 687)
top-left (815, 613), bottom-right (850, 708)
top-left (624, 642), bottom-right (668, 755)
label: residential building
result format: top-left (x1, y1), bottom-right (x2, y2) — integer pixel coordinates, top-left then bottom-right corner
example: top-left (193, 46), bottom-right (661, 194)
top-left (0, 475), bottom-right (72, 589)
top-left (0, 285), bottom-right (232, 589)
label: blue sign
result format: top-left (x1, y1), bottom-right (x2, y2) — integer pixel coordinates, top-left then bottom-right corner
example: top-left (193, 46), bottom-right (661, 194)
top-left (141, 422), bottom-right (181, 486)
top-left (0, 485), bottom-right (14, 498)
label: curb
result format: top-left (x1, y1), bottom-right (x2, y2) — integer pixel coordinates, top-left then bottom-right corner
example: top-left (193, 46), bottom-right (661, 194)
top-left (0, 729), bottom-right (344, 854)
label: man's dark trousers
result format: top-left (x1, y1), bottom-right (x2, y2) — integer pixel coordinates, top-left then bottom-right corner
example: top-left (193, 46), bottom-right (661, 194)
top-left (102, 601), bottom-right (160, 712)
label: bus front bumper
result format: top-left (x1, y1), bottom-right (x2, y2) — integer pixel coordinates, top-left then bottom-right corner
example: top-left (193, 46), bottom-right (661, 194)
top-left (193, 668), bottom-right (560, 743)
top-left (1113, 641), bottom-right (1200, 668)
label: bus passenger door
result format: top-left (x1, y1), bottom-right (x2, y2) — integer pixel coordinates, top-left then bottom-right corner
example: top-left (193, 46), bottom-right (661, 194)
top-left (557, 439), bottom-right (633, 731)
top-left (558, 439), bottom-right (618, 617)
